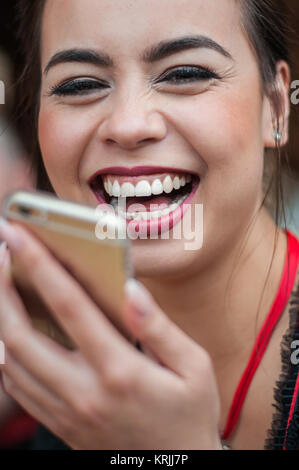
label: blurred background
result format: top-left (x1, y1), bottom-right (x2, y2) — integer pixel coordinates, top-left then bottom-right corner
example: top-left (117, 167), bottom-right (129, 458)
top-left (0, 2), bottom-right (36, 206)
top-left (0, 3), bottom-right (38, 450)
top-left (0, 0), bottom-right (298, 450)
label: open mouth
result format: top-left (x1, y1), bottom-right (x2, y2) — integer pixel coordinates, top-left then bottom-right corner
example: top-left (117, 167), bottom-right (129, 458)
top-left (89, 170), bottom-right (200, 222)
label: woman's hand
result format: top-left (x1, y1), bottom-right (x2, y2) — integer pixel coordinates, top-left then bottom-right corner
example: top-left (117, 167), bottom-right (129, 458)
top-left (0, 378), bottom-right (20, 429)
top-left (0, 218), bottom-right (222, 450)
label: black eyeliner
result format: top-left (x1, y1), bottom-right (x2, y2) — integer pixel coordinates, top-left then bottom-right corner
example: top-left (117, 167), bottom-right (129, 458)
top-left (49, 78), bottom-right (108, 96)
top-left (160, 65), bottom-right (219, 84)
top-left (48, 65), bottom-right (219, 97)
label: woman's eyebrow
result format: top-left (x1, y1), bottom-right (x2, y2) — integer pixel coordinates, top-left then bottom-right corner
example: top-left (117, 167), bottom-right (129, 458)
top-left (44, 49), bottom-right (113, 75)
top-left (142, 35), bottom-right (233, 62)
top-left (43, 35), bottom-right (233, 75)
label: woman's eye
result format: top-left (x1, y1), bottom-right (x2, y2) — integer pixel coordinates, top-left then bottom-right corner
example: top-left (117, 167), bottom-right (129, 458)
top-left (48, 67), bottom-right (218, 98)
top-left (49, 79), bottom-right (109, 97)
top-left (159, 66), bottom-right (219, 85)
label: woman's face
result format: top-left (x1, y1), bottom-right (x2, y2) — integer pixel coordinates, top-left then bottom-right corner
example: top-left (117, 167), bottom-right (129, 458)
top-left (38, 0), bottom-right (277, 279)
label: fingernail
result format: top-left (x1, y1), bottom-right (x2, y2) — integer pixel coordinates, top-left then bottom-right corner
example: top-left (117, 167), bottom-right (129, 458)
top-left (0, 218), bottom-right (23, 252)
top-left (125, 279), bottom-right (153, 317)
top-left (0, 242), bottom-right (7, 268)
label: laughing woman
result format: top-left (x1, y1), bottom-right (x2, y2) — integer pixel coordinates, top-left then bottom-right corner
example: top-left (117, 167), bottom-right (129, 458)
top-left (0, 0), bottom-right (299, 450)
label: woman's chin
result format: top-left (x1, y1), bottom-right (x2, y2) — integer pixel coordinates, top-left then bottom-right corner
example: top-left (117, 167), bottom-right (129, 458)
top-left (131, 237), bottom-right (199, 280)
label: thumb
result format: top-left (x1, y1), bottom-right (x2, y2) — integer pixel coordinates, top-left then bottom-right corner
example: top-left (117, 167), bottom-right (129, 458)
top-left (124, 279), bottom-right (205, 378)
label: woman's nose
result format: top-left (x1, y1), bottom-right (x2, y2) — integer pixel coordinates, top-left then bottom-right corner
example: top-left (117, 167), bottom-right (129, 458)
top-left (97, 92), bottom-right (167, 150)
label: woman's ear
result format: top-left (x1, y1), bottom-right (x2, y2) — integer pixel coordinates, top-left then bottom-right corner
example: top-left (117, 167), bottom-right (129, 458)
top-left (263, 60), bottom-right (291, 148)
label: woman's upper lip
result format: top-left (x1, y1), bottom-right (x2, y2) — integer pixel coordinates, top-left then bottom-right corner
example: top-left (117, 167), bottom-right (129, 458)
top-left (88, 166), bottom-right (198, 184)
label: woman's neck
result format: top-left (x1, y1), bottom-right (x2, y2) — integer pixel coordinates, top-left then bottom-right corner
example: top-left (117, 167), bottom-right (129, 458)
top-left (138, 209), bottom-right (288, 363)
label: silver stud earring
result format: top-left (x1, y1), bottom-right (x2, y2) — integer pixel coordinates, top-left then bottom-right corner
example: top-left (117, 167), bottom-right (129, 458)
top-left (273, 130), bottom-right (282, 142)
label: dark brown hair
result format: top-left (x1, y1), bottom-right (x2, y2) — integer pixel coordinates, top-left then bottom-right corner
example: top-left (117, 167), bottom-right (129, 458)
top-left (13, 0), bottom-right (293, 316)
top-left (14, 0), bottom-right (48, 190)
top-left (237, 0), bottom-right (292, 327)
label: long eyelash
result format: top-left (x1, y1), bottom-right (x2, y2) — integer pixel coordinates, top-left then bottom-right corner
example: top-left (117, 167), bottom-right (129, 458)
top-left (48, 66), bottom-right (219, 97)
top-left (161, 66), bottom-right (219, 84)
top-left (48, 79), bottom-right (107, 97)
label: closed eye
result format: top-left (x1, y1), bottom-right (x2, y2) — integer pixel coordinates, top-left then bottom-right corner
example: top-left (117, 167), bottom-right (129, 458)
top-left (48, 78), bottom-right (109, 96)
top-left (48, 65), bottom-right (219, 98)
top-left (158, 65), bottom-right (220, 85)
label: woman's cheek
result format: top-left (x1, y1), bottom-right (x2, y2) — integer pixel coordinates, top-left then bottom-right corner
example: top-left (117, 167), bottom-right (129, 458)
top-left (202, 97), bottom-right (264, 213)
top-left (199, 91), bottom-right (264, 192)
top-left (178, 89), bottom-right (265, 231)
top-left (38, 106), bottom-right (90, 197)
top-left (204, 89), bottom-right (262, 163)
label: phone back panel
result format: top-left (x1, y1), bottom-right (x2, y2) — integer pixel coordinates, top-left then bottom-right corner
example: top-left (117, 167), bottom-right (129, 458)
top-left (2, 191), bottom-right (134, 348)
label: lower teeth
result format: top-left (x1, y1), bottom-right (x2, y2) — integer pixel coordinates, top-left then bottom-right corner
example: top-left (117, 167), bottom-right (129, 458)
top-left (110, 191), bottom-right (189, 221)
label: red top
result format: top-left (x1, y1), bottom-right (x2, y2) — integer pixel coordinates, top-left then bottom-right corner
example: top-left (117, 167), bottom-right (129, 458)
top-left (221, 230), bottom-right (299, 442)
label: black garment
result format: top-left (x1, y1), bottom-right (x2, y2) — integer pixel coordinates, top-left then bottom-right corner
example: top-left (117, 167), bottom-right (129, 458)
top-left (29, 425), bottom-right (70, 450)
top-left (265, 270), bottom-right (299, 450)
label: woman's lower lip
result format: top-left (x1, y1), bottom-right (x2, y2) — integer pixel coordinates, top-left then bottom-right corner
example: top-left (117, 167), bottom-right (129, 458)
top-left (92, 178), bottom-right (200, 236)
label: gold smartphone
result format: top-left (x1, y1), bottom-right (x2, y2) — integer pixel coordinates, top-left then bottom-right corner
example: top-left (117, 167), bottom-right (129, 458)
top-left (1, 190), bottom-right (134, 349)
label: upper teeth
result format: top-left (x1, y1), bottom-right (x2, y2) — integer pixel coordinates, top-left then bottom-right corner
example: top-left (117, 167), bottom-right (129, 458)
top-left (103, 174), bottom-right (192, 198)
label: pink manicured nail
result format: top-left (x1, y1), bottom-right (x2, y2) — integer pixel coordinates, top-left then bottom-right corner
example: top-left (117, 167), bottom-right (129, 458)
top-left (125, 279), bottom-right (153, 317)
top-left (0, 218), bottom-right (23, 252)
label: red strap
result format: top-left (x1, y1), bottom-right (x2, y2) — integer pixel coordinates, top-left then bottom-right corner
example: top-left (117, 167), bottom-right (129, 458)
top-left (222, 230), bottom-right (299, 441)
top-left (283, 371), bottom-right (299, 450)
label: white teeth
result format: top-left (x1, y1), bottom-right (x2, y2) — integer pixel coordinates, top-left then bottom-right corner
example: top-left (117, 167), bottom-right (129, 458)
top-left (151, 179), bottom-right (164, 195)
top-left (161, 207), bottom-right (170, 216)
top-left (142, 212), bottom-right (150, 221)
top-left (169, 202), bottom-right (179, 211)
top-left (180, 176), bottom-right (186, 187)
top-left (108, 180), bottom-right (113, 195)
top-left (102, 173), bottom-right (194, 198)
top-left (112, 180), bottom-right (121, 197)
top-left (151, 210), bottom-right (163, 219)
top-left (115, 190), bottom-right (189, 222)
top-left (123, 202), bottom-right (181, 221)
top-left (135, 180), bottom-right (152, 197)
top-left (120, 182), bottom-right (135, 197)
top-left (163, 175), bottom-right (173, 194)
top-left (104, 180), bottom-right (112, 195)
top-left (173, 176), bottom-right (180, 190)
